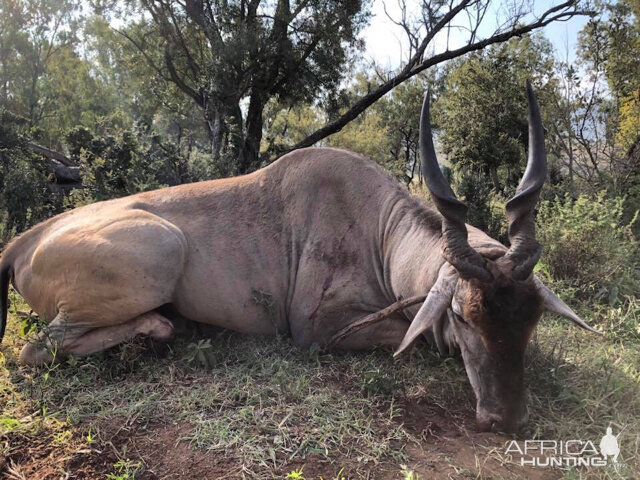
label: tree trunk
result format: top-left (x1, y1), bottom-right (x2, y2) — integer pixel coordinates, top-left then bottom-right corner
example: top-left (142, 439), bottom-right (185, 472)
top-left (239, 92), bottom-right (265, 174)
top-left (203, 94), bottom-right (226, 173)
top-left (404, 137), bottom-right (412, 186)
top-left (227, 102), bottom-right (245, 174)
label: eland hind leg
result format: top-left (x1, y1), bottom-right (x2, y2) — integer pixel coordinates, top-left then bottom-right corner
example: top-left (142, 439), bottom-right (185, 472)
top-left (18, 311), bottom-right (174, 366)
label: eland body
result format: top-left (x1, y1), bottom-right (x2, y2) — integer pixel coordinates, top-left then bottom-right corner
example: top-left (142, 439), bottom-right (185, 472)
top-left (0, 84), bottom-right (597, 432)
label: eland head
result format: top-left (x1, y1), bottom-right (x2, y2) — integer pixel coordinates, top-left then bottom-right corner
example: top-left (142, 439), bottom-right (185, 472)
top-left (394, 82), bottom-right (600, 433)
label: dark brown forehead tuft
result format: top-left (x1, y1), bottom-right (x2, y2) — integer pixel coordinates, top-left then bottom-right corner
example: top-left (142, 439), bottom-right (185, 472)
top-left (457, 259), bottom-right (543, 326)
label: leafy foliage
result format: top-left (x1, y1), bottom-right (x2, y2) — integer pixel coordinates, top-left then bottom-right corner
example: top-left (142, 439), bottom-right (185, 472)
top-left (581, 0), bottom-right (640, 102)
top-left (0, 110), bottom-right (62, 241)
top-left (113, 0), bottom-right (370, 174)
top-left (455, 173), bottom-right (508, 242)
top-left (576, 0), bottom-right (640, 229)
top-left (432, 35), bottom-right (557, 238)
top-left (436, 35), bottom-right (556, 196)
top-left (537, 193), bottom-right (639, 304)
top-left (64, 125), bottom-right (202, 205)
top-left (64, 126), bottom-right (156, 203)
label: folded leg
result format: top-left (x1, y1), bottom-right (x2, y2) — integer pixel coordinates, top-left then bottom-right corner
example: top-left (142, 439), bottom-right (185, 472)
top-left (19, 311), bottom-right (174, 366)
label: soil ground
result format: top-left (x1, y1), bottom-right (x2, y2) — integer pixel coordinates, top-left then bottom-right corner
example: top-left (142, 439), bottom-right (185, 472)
top-left (2, 301), bottom-right (638, 479)
top-left (2, 386), bottom-right (555, 479)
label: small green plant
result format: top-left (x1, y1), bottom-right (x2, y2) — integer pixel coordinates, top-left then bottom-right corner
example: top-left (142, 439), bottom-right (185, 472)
top-left (287, 468), bottom-right (307, 479)
top-left (360, 367), bottom-right (399, 397)
top-left (0, 416), bottom-right (21, 433)
top-left (116, 337), bottom-right (148, 369)
top-left (106, 459), bottom-right (142, 480)
top-left (286, 467), bottom-right (347, 480)
top-left (182, 338), bottom-right (214, 368)
top-left (86, 428), bottom-right (95, 445)
top-left (52, 428), bottom-right (72, 446)
top-left (400, 464), bottom-right (422, 480)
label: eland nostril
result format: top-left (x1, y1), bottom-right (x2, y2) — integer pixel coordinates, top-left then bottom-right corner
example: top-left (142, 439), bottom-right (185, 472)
top-left (477, 404), bottom-right (529, 433)
top-left (476, 410), bottom-right (503, 432)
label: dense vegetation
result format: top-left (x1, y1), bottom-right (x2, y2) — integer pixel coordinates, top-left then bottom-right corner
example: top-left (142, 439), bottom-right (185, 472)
top-left (0, 0), bottom-right (639, 478)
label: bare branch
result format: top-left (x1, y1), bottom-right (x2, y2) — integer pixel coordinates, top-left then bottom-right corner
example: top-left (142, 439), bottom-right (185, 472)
top-left (324, 295), bottom-right (427, 350)
top-left (282, 1), bottom-right (592, 156)
top-left (115, 28), bottom-right (171, 82)
top-left (184, 0), bottom-right (225, 47)
top-left (164, 47), bottom-right (204, 106)
top-left (166, 4), bottom-right (201, 80)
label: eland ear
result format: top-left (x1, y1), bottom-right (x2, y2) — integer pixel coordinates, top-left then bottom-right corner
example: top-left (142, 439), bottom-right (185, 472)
top-left (394, 265), bottom-right (457, 356)
top-left (534, 277), bottom-right (602, 335)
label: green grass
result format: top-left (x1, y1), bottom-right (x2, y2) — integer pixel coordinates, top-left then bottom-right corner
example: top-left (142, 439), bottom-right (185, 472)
top-left (1, 288), bottom-right (640, 479)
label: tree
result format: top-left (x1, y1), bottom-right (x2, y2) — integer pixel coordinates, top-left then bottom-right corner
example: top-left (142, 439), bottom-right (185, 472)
top-left (324, 74), bottom-right (395, 176)
top-left (83, 15), bottom-right (211, 155)
top-left (0, 0), bottom-right (83, 142)
top-left (436, 35), bottom-right (556, 194)
top-left (561, 0), bottom-right (640, 227)
top-left (262, 72), bottom-right (428, 182)
top-left (377, 75), bottom-right (431, 184)
top-left (0, 110), bottom-right (63, 241)
top-left (282, 0), bottom-right (592, 158)
top-left (115, 0), bottom-right (369, 175)
top-left (432, 35), bottom-right (557, 237)
top-left (549, 45), bottom-right (614, 192)
top-left (324, 73), bottom-right (430, 183)
top-left (581, 0), bottom-right (640, 103)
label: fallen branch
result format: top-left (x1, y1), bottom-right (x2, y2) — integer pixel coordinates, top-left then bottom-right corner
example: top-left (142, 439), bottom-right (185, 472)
top-left (47, 160), bottom-right (81, 183)
top-left (26, 141), bottom-right (75, 166)
top-left (25, 141), bottom-right (82, 185)
top-left (324, 295), bottom-right (427, 351)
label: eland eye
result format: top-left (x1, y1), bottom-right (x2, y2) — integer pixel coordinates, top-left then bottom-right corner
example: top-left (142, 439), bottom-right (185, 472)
top-left (447, 309), bottom-right (465, 325)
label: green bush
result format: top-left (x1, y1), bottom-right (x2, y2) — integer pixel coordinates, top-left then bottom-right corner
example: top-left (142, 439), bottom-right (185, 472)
top-left (536, 192), bottom-right (639, 305)
top-left (65, 126), bottom-right (165, 203)
top-left (0, 110), bottom-right (64, 242)
top-left (456, 172), bottom-right (508, 243)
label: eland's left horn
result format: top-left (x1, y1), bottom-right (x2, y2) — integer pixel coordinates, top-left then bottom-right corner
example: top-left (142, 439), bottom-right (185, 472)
top-left (504, 81), bottom-right (548, 280)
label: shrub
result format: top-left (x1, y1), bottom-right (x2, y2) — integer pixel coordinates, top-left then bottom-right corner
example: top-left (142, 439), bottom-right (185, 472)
top-left (456, 172), bottom-right (508, 242)
top-left (65, 126), bottom-right (164, 203)
top-left (536, 192), bottom-right (639, 304)
top-left (0, 110), bottom-right (64, 241)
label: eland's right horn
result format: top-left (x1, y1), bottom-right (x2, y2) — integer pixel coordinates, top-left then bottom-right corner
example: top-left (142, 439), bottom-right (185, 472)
top-left (419, 91), bottom-right (491, 281)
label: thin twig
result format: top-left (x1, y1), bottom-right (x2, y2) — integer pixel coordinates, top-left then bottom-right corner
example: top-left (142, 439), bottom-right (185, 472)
top-left (324, 295), bottom-right (427, 350)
